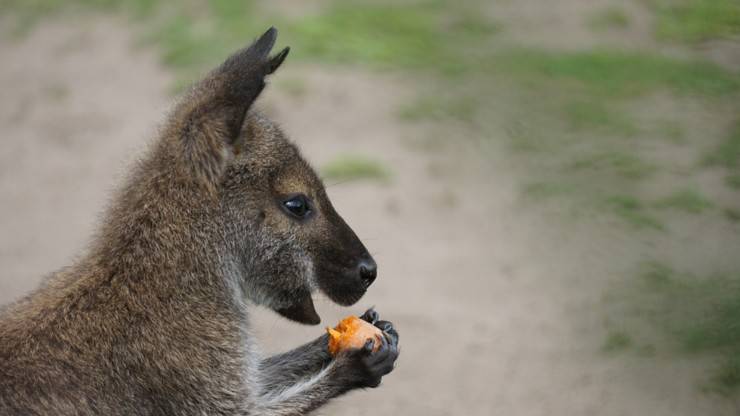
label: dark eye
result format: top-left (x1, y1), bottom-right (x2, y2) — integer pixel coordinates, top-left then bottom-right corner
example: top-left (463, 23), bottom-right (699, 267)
top-left (282, 194), bottom-right (312, 219)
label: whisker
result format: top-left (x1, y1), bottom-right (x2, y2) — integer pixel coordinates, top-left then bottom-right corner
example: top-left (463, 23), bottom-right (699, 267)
top-left (324, 179), bottom-right (356, 188)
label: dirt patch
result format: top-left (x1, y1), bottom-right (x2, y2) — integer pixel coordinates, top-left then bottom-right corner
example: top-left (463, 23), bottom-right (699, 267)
top-left (489, 0), bottom-right (740, 71)
top-left (489, 0), bottom-right (656, 50)
top-left (701, 37), bottom-right (740, 70)
top-left (0, 15), bottom-right (171, 298)
top-left (255, 66), bottom-right (736, 415)
top-left (0, 15), bottom-right (736, 416)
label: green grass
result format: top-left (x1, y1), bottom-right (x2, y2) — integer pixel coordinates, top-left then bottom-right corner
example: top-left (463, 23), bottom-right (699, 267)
top-left (1, 0), bottom-right (159, 35)
top-left (567, 152), bottom-right (654, 180)
top-left (2, 0), bottom-right (501, 84)
top-left (608, 262), bottom-right (740, 396)
top-left (321, 155), bottom-right (392, 183)
top-left (564, 101), bottom-right (639, 136)
top-left (285, 1), bottom-right (498, 75)
top-left (522, 182), bottom-right (578, 200)
top-left (649, 263), bottom-right (740, 395)
top-left (662, 273), bottom-right (740, 396)
top-left (602, 330), bottom-right (633, 352)
top-left (655, 189), bottom-right (714, 214)
top-left (706, 122), bottom-right (740, 191)
top-left (725, 208), bottom-right (740, 222)
top-left (1, 0), bottom-right (264, 85)
top-left (708, 358), bottom-right (740, 396)
top-left (490, 48), bottom-right (740, 97)
top-left (589, 7), bottom-right (630, 31)
top-left (654, 120), bottom-right (686, 143)
top-left (604, 195), bottom-right (664, 230)
top-left (641, 261), bottom-right (675, 287)
top-left (4, 1), bottom-right (738, 104)
top-left (706, 122), bottom-right (740, 169)
top-left (487, 49), bottom-right (736, 227)
top-left (503, 120), bottom-right (552, 153)
top-left (398, 94), bottom-right (479, 123)
top-left (726, 174), bottom-right (740, 190)
top-left (652, 0), bottom-right (740, 42)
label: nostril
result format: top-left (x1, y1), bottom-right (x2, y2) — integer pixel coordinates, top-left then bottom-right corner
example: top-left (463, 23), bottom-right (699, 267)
top-left (358, 260), bottom-right (377, 287)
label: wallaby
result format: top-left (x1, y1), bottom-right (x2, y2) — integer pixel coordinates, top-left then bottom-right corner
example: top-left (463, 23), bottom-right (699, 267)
top-left (0, 27), bottom-right (399, 415)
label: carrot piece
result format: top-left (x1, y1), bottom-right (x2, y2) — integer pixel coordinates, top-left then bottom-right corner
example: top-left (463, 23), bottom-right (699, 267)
top-left (326, 315), bottom-right (384, 356)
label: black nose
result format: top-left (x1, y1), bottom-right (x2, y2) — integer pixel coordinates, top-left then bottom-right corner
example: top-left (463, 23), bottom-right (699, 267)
top-left (358, 258), bottom-right (377, 288)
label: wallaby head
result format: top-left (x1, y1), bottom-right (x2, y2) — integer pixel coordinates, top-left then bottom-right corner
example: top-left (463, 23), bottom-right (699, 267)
top-left (221, 114), bottom-right (377, 325)
top-left (149, 27), bottom-right (376, 325)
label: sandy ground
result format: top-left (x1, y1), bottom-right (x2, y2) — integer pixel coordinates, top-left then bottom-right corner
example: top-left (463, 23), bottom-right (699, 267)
top-left (0, 16), bottom-right (736, 416)
top-left (489, 0), bottom-right (740, 69)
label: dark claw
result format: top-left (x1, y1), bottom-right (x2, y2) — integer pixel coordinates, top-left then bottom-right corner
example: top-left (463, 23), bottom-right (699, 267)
top-left (377, 321), bottom-right (393, 332)
top-left (371, 336), bottom-right (388, 357)
top-left (385, 328), bottom-right (399, 344)
top-left (362, 339), bottom-right (375, 354)
top-left (376, 320), bottom-right (399, 345)
top-left (360, 307), bottom-right (379, 324)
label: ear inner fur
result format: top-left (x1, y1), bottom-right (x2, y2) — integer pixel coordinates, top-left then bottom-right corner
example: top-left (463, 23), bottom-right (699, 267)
top-left (169, 27), bottom-right (290, 189)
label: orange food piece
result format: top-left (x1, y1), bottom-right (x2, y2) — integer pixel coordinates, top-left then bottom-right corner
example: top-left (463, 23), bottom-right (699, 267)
top-left (326, 315), bottom-right (384, 356)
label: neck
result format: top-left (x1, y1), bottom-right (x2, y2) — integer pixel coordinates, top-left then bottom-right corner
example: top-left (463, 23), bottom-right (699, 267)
top-left (87, 143), bottom-right (229, 298)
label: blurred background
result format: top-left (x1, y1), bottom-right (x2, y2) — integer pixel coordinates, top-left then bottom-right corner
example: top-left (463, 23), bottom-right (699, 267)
top-left (1, 0), bottom-right (739, 414)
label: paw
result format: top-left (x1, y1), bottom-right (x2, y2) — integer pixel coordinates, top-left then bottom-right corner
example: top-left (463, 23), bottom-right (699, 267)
top-left (337, 318), bottom-right (400, 388)
top-left (359, 307), bottom-right (379, 325)
top-left (360, 308), bottom-right (400, 345)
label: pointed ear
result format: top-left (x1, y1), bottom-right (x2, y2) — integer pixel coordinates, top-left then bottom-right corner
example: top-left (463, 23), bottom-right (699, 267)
top-left (214, 27), bottom-right (290, 140)
top-left (171, 27), bottom-right (289, 186)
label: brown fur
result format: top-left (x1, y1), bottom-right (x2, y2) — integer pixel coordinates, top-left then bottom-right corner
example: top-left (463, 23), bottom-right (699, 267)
top-left (0, 28), bottom-right (399, 415)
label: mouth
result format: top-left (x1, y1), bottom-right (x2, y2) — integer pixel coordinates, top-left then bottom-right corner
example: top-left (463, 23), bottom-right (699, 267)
top-left (324, 285), bottom-right (367, 307)
top-left (275, 290), bottom-right (321, 325)
top-left (318, 269), bottom-right (369, 308)
top-left (275, 286), bottom-right (367, 326)
top-left (274, 269), bottom-right (368, 326)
